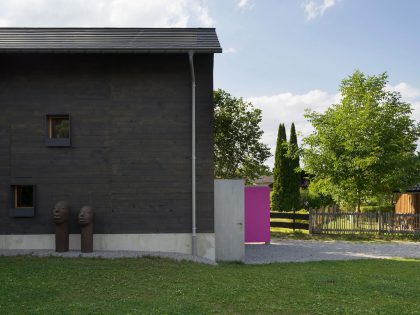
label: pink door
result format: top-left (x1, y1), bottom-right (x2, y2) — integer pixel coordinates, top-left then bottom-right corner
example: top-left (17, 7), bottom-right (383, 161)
top-left (245, 186), bottom-right (270, 243)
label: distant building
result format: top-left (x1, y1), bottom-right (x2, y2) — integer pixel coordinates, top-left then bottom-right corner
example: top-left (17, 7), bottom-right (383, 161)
top-left (254, 175), bottom-right (274, 188)
top-left (254, 171), bottom-right (309, 190)
top-left (394, 184), bottom-right (420, 214)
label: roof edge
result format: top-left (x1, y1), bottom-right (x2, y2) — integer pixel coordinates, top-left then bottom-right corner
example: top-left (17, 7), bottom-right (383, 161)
top-left (0, 27), bottom-right (218, 30)
top-left (0, 48), bottom-right (223, 54)
top-left (0, 27), bottom-right (223, 54)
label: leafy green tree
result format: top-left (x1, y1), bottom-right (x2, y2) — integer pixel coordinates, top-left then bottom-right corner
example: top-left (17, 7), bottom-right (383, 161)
top-left (271, 123), bottom-right (287, 210)
top-left (303, 71), bottom-right (420, 211)
top-left (299, 186), bottom-right (334, 209)
top-left (214, 89), bottom-right (271, 183)
top-left (287, 123), bottom-right (301, 210)
top-left (272, 123), bottom-right (302, 211)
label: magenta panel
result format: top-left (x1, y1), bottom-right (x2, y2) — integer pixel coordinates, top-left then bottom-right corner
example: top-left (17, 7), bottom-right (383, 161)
top-left (245, 186), bottom-right (271, 243)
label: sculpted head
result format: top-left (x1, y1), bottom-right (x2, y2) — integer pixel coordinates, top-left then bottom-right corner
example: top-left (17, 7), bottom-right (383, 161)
top-left (53, 201), bottom-right (70, 224)
top-left (78, 206), bottom-right (94, 226)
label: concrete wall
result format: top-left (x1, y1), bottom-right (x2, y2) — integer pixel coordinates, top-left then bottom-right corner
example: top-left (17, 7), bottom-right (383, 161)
top-left (214, 179), bottom-right (244, 262)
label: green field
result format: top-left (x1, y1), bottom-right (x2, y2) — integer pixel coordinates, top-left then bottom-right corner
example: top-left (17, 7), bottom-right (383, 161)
top-left (1, 256), bottom-right (420, 314)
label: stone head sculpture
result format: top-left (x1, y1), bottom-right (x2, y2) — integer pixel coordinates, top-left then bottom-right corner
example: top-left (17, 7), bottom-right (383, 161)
top-left (53, 201), bottom-right (70, 224)
top-left (53, 201), bottom-right (70, 252)
top-left (78, 206), bottom-right (94, 226)
top-left (78, 206), bottom-right (94, 253)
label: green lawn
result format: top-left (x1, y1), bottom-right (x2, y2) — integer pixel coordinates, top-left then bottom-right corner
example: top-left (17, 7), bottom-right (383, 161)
top-left (271, 227), bottom-right (420, 242)
top-left (1, 256), bottom-right (420, 314)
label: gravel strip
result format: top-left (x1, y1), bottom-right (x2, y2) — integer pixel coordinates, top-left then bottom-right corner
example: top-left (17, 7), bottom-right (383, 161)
top-left (0, 249), bottom-right (217, 265)
top-left (3, 240), bottom-right (419, 265)
top-left (245, 239), bottom-right (420, 264)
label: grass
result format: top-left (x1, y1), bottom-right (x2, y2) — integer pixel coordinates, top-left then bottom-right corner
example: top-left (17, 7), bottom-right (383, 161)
top-left (271, 227), bottom-right (420, 242)
top-left (270, 209), bottom-right (420, 242)
top-left (1, 256), bottom-right (420, 314)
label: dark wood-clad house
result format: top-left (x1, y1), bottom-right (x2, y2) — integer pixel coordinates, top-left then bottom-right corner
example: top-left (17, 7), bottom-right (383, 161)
top-left (0, 28), bottom-right (222, 260)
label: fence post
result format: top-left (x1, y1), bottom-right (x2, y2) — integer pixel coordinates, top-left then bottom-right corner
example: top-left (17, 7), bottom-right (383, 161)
top-left (378, 211), bottom-right (383, 235)
top-left (293, 208), bottom-right (296, 231)
top-left (308, 208), bottom-right (312, 234)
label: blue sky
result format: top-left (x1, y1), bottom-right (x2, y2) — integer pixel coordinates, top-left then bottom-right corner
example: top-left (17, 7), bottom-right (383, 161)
top-left (214, 0), bottom-right (420, 96)
top-left (212, 0), bottom-right (420, 167)
top-left (0, 0), bottom-right (418, 167)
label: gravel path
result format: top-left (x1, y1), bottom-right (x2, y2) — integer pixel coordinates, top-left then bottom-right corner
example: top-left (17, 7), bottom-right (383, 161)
top-left (245, 239), bottom-right (420, 264)
top-left (2, 240), bottom-right (419, 265)
top-left (0, 249), bottom-right (216, 265)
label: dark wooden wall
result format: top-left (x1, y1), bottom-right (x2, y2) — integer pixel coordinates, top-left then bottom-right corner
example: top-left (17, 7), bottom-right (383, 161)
top-left (0, 53), bottom-right (214, 234)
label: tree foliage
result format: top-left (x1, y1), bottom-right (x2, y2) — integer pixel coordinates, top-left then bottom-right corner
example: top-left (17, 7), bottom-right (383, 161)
top-left (214, 89), bottom-right (271, 183)
top-left (271, 123), bottom-right (287, 210)
top-left (303, 71), bottom-right (420, 211)
top-left (272, 123), bottom-right (302, 211)
top-left (287, 123), bottom-right (301, 210)
top-left (299, 187), bottom-right (334, 209)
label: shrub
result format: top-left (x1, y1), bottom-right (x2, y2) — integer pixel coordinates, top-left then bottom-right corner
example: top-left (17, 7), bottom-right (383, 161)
top-left (360, 205), bottom-right (394, 213)
top-left (299, 188), bottom-right (333, 209)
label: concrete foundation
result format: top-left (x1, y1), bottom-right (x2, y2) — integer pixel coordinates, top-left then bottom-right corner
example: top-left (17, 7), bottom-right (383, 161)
top-left (0, 233), bottom-right (215, 261)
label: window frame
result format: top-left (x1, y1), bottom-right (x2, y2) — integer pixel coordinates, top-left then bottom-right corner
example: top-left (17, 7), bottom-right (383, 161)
top-left (45, 114), bottom-right (71, 147)
top-left (9, 185), bottom-right (36, 217)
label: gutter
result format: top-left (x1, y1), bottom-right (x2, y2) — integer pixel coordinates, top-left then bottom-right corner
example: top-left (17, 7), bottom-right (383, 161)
top-left (188, 51), bottom-right (197, 256)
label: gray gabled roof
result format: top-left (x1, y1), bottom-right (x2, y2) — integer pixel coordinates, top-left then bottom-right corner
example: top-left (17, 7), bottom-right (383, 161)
top-left (0, 28), bottom-right (222, 53)
top-left (406, 184), bottom-right (420, 193)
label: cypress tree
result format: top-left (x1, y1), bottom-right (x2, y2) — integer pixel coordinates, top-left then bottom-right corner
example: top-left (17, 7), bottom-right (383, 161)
top-left (288, 123), bottom-right (301, 210)
top-left (271, 123), bottom-right (287, 211)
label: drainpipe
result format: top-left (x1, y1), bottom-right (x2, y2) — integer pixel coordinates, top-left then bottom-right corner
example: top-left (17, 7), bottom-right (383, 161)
top-left (188, 51), bottom-right (197, 256)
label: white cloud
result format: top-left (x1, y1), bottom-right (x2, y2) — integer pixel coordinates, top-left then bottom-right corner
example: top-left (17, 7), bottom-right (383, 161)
top-left (387, 82), bottom-right (420, 100)
top-left (247, 83), bottom-right (420, 169)
top-left (237, 0), bottom-right (250, 8)
top-left (190, 1), bottom-right (214, 27)
top-left (304, 0), bottom-right (339, 21)
top-left (0, 0), bottom-right (214, 27)
top-left (224, 47), bottom-right (237, 53)
top-left (237, 0), bottom-right (254, 9)
top-left (247, 90), bottom-right (340, 168)
top-left (387, 83), bottom-right (420, 141)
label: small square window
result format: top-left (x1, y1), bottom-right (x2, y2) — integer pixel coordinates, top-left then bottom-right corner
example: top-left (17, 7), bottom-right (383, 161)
top-left (46, 115), bottom-right (71, 147)
top-left (13, 185), bottom-right (33, 208)
top-left (10, 185), bottom-right (35, 217)
top-left (49, 116), bottom-right (70, 139)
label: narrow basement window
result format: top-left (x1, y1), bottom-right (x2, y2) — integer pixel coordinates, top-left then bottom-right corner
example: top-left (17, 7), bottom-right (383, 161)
top-left (46, 115), bottom-right (71, 147)
top-left (10, 185), bottom-right (35, 217)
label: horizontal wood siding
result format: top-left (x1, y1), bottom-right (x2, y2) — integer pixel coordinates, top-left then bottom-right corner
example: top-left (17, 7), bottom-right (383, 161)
top-left (0, 53), bottom-right (214, 234)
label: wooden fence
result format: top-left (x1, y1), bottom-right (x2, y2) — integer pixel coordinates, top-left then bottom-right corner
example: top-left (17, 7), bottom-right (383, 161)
top-left (270, 210), bottom-right (309, 230)
top-left (309, 210), bottom-right (420, 235)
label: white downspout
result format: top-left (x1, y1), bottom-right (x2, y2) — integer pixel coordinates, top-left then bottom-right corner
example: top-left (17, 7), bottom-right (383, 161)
top-left (188, 51), bottom-right (197, 256)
